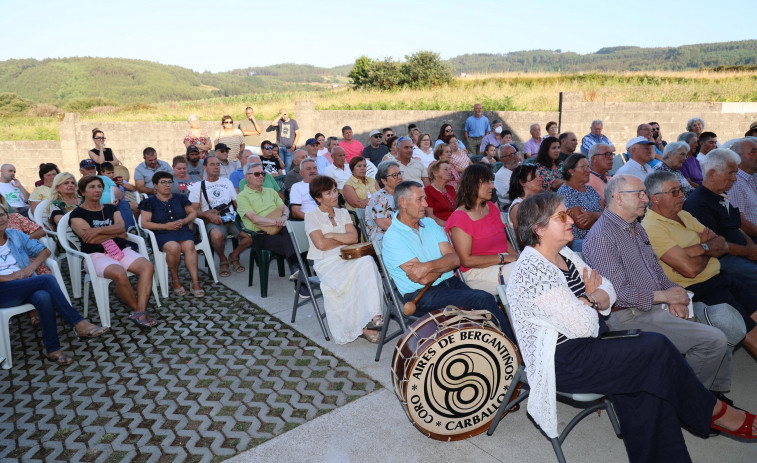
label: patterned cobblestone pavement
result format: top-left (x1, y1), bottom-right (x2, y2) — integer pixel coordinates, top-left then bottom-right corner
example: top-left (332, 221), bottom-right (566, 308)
top-left (0, 270), bottom-right (380, 462)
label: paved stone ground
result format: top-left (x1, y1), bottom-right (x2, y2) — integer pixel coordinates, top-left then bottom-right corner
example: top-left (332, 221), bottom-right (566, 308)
top-left (0, 269), bottom-right (379, 463)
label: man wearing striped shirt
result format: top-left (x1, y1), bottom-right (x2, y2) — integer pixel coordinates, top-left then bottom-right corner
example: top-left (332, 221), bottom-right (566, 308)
top-left (583, 175), bottom-right (734, 402)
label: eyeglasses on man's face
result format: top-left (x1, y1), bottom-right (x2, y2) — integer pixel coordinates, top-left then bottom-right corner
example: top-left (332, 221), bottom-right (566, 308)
top-left (653, 187), bottom-right (683, 198)
top-left (618, 189), bottom-right (649, 199)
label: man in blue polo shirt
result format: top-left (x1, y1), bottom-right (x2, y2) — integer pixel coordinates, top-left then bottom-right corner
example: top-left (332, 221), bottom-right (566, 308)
top-left (464, 103), bottom-right (491, 158)
top-left (382, 181), bottom-right (513, 340)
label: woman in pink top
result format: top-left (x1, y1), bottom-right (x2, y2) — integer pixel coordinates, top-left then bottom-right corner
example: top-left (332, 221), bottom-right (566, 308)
top-left (446, 164), bottom-right (519, 296)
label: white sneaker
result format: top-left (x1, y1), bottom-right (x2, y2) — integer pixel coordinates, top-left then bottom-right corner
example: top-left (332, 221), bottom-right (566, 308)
top-left (289, 270), bottom-right (300, 281)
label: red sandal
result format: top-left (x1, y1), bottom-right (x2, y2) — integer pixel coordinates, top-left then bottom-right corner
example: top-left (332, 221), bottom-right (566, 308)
top-left (711, 403), bottom-right (757, 443)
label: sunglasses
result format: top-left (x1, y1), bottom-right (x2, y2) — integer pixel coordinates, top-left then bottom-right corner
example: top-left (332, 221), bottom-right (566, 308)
top-left (445, 129), bottom-right (453, 133)
top-left (550, 210), bottom-right (574, 223)
top-left (264, 146), bottom-right (273, 150)
top-left (247, 172), bottom-right (266, 177)
top-left (223, 121), bottom-right (233, 124)
top-left (373, 134), bottom-right (382, 138)
top-left (94, 137), bottom-right (106, 140)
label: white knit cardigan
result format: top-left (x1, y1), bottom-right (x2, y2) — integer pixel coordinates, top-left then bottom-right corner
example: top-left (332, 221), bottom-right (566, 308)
top-left (506, 246), bottom-right (616, 438)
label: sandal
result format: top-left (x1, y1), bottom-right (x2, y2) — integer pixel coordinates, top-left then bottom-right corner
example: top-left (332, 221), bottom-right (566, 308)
top-left (361, 328), bottom-right (380, 344)
top-left (190, 283), bottom-right (205, 297)
top-left (128, 312), bottom-right (157, 330)
top-left (29, 311), bottom-right (40, 328)
top-left (74, 321), bottom-right (109, 339)
top-left (172, 280), bottom-right (186, 297)
top-left (365, 315), bottom-right (384, 330)
top-left (46, 350), bottom-right (74, 366)
top-left (230, 258), bottom-right (245, 273)
top-left (219, 262), bottom-right (231, 278)
top-left (711, 403), bottom-right (757, 442)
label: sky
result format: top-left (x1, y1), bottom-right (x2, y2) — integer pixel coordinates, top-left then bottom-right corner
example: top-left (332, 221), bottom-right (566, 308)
top-left (0, 0), bottom-right (755, 73)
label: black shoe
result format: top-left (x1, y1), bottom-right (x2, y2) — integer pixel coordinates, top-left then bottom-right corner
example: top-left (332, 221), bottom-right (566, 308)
top-left (712, 391), bottom-right (735, 408)
top-left (295, 284), bottom-right (311, 300)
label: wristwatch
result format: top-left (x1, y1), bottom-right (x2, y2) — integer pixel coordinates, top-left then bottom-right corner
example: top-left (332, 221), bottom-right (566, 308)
top-left (701, 243), bottom-right (710, 252)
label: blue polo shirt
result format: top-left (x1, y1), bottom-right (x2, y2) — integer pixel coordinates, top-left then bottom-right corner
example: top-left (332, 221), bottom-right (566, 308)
top-left (683, 185), bottom-right (746, 246)
top-left (464, 115), bottom-right (491, 138)
top-left (382, 215), bottom-right (454, 296)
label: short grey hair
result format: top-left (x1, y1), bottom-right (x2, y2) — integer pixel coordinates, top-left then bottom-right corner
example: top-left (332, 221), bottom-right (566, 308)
top-left (499, 143), bottom-right (516, 156)
top-left (187, 114), bottom-right (198, 123)
top-left (529, 123), bottom-right (540, 131)
top-left (299, 157), bottom-right (316, 171)
top-left (393, 180), bottom-right (423, 209)
top-left (588, 142), bottom-right (613, 163)
top-left (686, 117), bottom-right (705, 131)
top-left (376, 160), bottom-right (400, 186)
top-left (702, 148), bottom-right (740, 177)
top-left (662, 141), bottom-right (689, 161)
top-left (244, 162), bottom-right (263, 174)
top-left (249, 155), bottom-right (261, 163)
top-left (729, 137), bottom-right (757, 157)
top-left (325, 136), bottom-right (339, 148)
top-left (516, 192), bottom-right (564, 247)
top-left (604, 175), bottom-right (632, 208)
top-left (591, 119), bottom-right (603, 127)
top-left (677, 131), bottom-right (697, 145)
top-left (644, 170), bottom-right (678, 196)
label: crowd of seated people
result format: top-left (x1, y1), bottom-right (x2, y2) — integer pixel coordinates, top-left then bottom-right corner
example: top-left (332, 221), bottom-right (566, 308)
top-left (5, 108), bottom-right (757, 459)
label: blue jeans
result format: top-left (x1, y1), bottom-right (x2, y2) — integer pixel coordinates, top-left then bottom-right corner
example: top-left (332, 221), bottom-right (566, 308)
top-left (718, 254), bottom-right (757, 290)
top-left (279, 146), bottom-right (292, 172)
top-left (0, 274), bottom-right (83, 353)
top-left (118, 200), bottom-right (136, 230)
top-left (402, 275), bottom-right (514, 341)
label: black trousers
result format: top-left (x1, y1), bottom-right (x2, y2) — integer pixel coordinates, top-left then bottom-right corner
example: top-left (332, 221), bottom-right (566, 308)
top-left (686, 270), bottom-right (757, 332)
top-left (258, 229), bottom-right (298, 273)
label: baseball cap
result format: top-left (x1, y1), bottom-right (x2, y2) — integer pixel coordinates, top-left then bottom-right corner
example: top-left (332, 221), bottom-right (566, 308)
top-left (745, 121), bottom-right (757, 137)
top-left (305, 138), bottom-right (318, 146)
top-left (369, 129), bottom-right (382, 137)
top-left (625, 136), bottom-right (655, 150)
top-left (80, 159), bottom-right (97, 169)
top-left (186, 145), bottom-right (199, 154)
top-left (214, 143), bottom-right (229, 152)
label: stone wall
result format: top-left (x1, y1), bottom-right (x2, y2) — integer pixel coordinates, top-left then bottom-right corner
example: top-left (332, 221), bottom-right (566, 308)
top-left (5, 93), bottom-right (757, 187)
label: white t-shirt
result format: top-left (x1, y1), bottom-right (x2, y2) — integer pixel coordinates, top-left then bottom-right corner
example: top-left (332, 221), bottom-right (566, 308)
top-left (0, 182), bottom-right (26, 208)
top-left (0, 242), bottom-right (20, 275)
top-left (289, 181), bottom-right (318, 214)
top-left (189, 177), bottom-right (237, 212)
top-left (413, 148), bottom-right (436, 168)
top-left (494, 167), bottom-right (514, 203)
top-left (323, 164), bottom-right (352, 190)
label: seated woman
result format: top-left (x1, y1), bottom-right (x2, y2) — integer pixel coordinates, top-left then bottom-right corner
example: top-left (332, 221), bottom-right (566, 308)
top-left (305, 175), bottom-right (384, 344)
top-left (446, 164), bottom-right (518, 295)
top-left (446, 135), bottom-right (471, 177)
top-left (0, 203), bottom-right (108, 366)
top-left (653, 141), bottom-right (695, 198)
top-left (381, 136), bottom-right (399, 163)
top-left (506, 192), bottom-right (757, 462)
top-left (29, 163), bottom-right (59, 214)
top-left (365, 160), bottom-right (402, 242)
top-left (432, 143), bottom-right (459, 190)
top-left (139, 171), bottom-right (203, 297)
top-left (556, 153), bottom-right (603, 252)
top-left (535, 136), bottom-right (564, 191)
top-left (412, 133), bottom-right (435, 168)
top-left (46, 172), bottom-right (81, 227)
top-left (424, 160), bottom-right (456, 226)
top-left (69, 175), bottom-right (157, 329)
top-left (342, 156), bottom-right (378, 211)
top-left (507, 164), bottom-right (542, 248)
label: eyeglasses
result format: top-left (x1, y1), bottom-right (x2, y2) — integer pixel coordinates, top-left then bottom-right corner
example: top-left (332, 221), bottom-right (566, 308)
top-left (373, 134), bottom-right (382, 138)
top-left (386, 172), bottom-right (403, 179)
top-left (158, 180), bottom-right (174, 186)
top-left (247, 172), bottom-right (265, 177)
top-left (573, 165), bottom-right (591, 171)
top-left (445, 129), bottom-right (453, 133)
top-left (653, 187), bottom-right (683, 198)
top-left (597, 152), bottom-right (615, 157)
top-left (263, 146), bottom-right (273, 150)
top-left (618, 189), bottom-right (649, 199)
top-left (223, 121), bottom-right (233, 124)
top-left (385, 133), bottom-right (393, 137)
top-left (94, 137), bottom-right (106, 140)
top-left (550, 210), bottom-right (573, 223)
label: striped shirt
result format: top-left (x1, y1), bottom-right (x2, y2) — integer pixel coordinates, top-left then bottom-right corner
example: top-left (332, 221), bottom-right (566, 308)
top-left (557, 255), bottom-right (586, 344)
top-left (729, 169), bottom-right (757, 226)
top-left (583, 209), bottom-right (677, 312)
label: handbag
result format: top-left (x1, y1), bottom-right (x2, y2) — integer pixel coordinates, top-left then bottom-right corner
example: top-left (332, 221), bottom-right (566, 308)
top-left (257, 209), bottom-right (284, 235)
top-left (200, 180), bottom-right (233, 216)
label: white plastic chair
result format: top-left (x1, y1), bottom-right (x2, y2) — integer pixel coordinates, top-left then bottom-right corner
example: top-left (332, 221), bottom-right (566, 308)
top-left (57, 212), bottom-right (161, 328)
top-left (139, 216), bottom-right (218, 298)
top-left (1, 258), bottom-right (70, 369)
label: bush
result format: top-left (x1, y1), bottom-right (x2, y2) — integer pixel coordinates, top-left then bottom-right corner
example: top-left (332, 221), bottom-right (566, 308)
top-left (28, 103), bottom-right (62, 117)
top-left (348, 51), bottom-right (452, 91)
top-left (65, 97), bottom-right (115, 112)
top-left (0, 92), bottom-right (34, 114)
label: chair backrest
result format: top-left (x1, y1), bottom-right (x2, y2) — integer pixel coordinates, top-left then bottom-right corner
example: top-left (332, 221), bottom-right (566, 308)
top-left (286, 220), bottom-right (310, 255)
top-left (495, 284), bottom-right (520, 345)
top-left (501, 210), bottom-right (521, 254)
top-left (372, 239), bottom-right (406, 314)
top-left (354, 208), bottom-right (367, 241)
top-left (32, 199), bottom-right (52, 229)
top-left (492, 161), bottom-right (503, 173)
top-left (56, 212), bottom-right (83, 253)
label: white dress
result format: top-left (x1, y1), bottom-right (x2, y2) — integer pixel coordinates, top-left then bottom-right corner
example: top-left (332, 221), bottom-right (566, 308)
top-left (304, 208), bottom-right (383, 344)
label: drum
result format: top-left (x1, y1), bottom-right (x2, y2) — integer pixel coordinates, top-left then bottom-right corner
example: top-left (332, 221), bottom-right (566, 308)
top-left (339, 242), bottom-right (375, 260)
top-left (391, 306), bottom-right (521, 441)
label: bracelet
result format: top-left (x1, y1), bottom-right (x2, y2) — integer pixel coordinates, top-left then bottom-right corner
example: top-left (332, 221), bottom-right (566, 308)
top-left (580, 293), bottom-right (598, 309)
top-left (498, 253), bottom-right (505, 265)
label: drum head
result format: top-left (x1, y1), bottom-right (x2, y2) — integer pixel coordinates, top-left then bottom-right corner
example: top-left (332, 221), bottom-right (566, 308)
top-left (392, 307), bottom-right (521, 441)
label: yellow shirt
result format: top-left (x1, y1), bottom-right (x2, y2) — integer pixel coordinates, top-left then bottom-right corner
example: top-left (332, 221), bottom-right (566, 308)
top-left (236, 186), bottom-right (283, 232)
top-left (343, 176), bottom-right (377, 211)
top-left (641, 208), bottom-right (720, 287)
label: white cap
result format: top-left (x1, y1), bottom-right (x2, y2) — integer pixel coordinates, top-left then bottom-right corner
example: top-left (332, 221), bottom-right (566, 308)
top-left (625, 136), bottom-right (655, 150)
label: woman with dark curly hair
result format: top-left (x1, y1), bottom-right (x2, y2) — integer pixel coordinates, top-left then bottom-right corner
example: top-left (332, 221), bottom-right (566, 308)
top-left (535, 136), bottom-right (564, 192)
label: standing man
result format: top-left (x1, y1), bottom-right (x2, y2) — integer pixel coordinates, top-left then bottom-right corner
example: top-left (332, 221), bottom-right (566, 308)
top-left (586, 143), bottom-right (615, 201)
top-left (0, 164), bottom-right (30, 216)
top-left (558, 132), bottom-right (579, 162)
top-left (493, 144), bottom-right (522, 206)
top-left (267, 108), bottom-right (300, 171)
top-left (134, 147), bottom-right (172, 195)
top-left (650, 122), bottom-right (667, 154)
top-left (464, 103), bottom-right (490, 156)
top-left (362, 130), bottom-right (390, 166)
top-left (581, 119), bottom-right (612, 155)
top-left (339, 126), bottom-right (364, 163)
top-left (289, 159), bottom-right (319, 220)
top-left (185, 145), bottom-right (204, 182)
top-left (615, 136), bottom-right (656, 181)
top-left (305, 138), bottom-right (330, 174)
top-left (238, 106), bottom-right (263, 147)
top-left (189, 156), bottom-right (252, 278)
top-left (728, 137), bottom-right (757, 231)
top-left (523, 123), bottom-right (542, 158)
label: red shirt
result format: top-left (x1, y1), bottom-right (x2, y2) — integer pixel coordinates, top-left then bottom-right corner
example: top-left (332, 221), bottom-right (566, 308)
top-left (446, 202), bottom-right (510, 272)
top-left (424, 184), bottom-right (457, 221)
top-left (339, 140), bottom-right (365, 162)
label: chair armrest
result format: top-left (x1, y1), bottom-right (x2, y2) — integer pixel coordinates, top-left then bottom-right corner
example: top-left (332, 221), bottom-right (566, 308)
top-left (125, 233), bottom-right (149, 257)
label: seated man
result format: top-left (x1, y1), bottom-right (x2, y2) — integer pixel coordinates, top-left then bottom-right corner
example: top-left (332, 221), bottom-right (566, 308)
top-left (236, 162), bottom-right (304, 290)
top-left (189, 156), bottom-right (252, 277)
top-left (236, 154), bottom-right (284, 201)
top-left (290, 159), bottom-right (319, 220)
top-left (583, 174), bottom-right (737, 403)
top-left (284, 149), bottom-right (306, 193)
top-left (642, 170), bottom-right (756, 358)
top-left (727, 137), bottom-right (757, 237)
top-left (134, 147), bottom-right (172, 195)
top-left (683, 148), bottom-right (757, 289)
top-left (382, 181), bottom-right (514, 341)
top-left (0, 163), bottom-right (30, 216)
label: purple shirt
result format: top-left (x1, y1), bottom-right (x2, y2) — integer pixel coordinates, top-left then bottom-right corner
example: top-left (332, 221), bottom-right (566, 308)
top-left (679, 156), bottom-right (703, 185)
top-left (523, 138), bottom-right (542, 156)
top-left (583, 209), bottom-right (678, 311)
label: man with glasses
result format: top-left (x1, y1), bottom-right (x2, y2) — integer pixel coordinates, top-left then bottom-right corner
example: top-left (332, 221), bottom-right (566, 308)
top-left (650, 122), bottom-right (667, 154)
top-left (494, 144), bottom-right (522, 206)
top-left (362, 130), bottom-right (390, 166)
top-left (381, 128), bottom-right (393, 146)
top-left (583, 175), bottom-right (737, 403)
top-left (213, 143), bottom-right (240, 180)
top-left (259, 140), bottom-right (285, 176)
top-left (266, 108), bottom-right (299, 171)
top-left (615, 136), bottom-right (656, 181)
top-left (586, 142), bottom-right (615, 201)
top-left (134, 147), bottom-right (172, 195)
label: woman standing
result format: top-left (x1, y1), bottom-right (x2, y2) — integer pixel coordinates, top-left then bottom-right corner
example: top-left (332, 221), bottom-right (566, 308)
top-left (29, 163), bottom-right (60, 214)
top-left (535, 136), bottom-right (564, 191)
top-left (214, 115), bottom-right (245, 162)
top-left (365, 161), bottom-right (402, 242)
top-left (88, 128), bottom-right (122, 173)
top-left (305, 176), bottom-right (384, 344)
top-left (183, 114), bottom-right (212, 157)
top-left (424, 161), bottom-right (456, 226)
top-left (342, 157), bottom-right (378, 211)
top-left (0, 202), bottom-right (108, 366)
